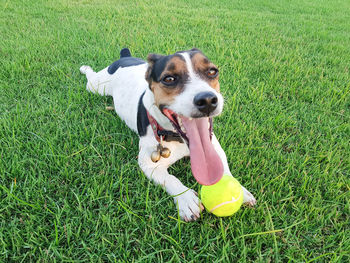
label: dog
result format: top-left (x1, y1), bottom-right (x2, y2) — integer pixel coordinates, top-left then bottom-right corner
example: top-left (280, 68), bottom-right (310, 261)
top-left (80, 48), bottom-right (256, 221)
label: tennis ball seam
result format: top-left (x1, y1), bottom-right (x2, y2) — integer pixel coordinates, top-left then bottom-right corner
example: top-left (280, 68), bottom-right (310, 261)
top-left (209, 196), bottom-right (241, 213)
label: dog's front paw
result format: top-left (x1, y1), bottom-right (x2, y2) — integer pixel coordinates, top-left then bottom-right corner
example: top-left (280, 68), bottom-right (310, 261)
top-left (174, 189), bottom-right (204, 222)
top-left (242, 186), bottom-right (257, 206)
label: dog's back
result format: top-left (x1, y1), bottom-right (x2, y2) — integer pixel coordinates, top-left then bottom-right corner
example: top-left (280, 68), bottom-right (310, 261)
top-left (80, 48), bottom-right (149, 132)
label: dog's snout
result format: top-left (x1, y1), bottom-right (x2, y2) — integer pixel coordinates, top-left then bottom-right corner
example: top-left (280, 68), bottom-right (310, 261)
top-left (193, 92), bottom-right (218, 114)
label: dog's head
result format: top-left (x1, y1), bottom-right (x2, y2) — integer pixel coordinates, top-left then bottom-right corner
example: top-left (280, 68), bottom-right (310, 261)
top-left (145, 48), bottom-right (224, 185)
top-left (145, 48), bottom-right (223, 118)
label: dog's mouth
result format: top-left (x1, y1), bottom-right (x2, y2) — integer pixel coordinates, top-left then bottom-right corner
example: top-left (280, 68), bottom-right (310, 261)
top-left (162, 108), bottom-right (223, 185)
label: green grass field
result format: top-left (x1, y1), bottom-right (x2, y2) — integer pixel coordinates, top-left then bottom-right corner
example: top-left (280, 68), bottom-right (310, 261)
top-left (1, 0), bottom-right (349, 261)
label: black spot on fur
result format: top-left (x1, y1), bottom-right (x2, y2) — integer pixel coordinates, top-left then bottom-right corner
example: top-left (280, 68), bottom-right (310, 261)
top-left (137, 91), bottom-right (150, 137)
top-left (108, 48), bottom-right (145, 75)
top-left (120, 48), bottom-right (132, 58)
top-left (150, 55), bottom-right (172, 81)
top-left (108, 57), bottom-right (145, 74)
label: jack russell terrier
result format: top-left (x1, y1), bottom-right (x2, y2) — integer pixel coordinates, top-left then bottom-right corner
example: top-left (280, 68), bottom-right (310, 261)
top-left (80, 48), bottom-right (256, 221)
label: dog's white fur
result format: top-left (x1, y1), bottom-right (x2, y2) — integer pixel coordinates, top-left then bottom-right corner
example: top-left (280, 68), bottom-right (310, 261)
top-left (80, 51), bottom-right (256, 221)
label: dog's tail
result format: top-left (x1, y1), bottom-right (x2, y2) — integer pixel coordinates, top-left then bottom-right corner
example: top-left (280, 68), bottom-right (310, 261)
top-left (80, 65), bottom-right (94, 76)
top-left (80, 65), bottom-right (113, 96)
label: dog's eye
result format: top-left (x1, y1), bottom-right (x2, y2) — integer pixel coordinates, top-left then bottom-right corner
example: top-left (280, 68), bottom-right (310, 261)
top-left (207, 68), bottom-right (218, 78)
top-left (161, 75), bottom-right (177, 85)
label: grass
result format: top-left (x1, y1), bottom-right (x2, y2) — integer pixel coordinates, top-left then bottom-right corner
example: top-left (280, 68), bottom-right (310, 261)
top-left (1, 0), bottom-right (349, 261)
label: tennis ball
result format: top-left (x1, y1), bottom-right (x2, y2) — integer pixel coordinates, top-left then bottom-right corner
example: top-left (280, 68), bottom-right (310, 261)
top-left (201, 175), bottom-right (243, 217)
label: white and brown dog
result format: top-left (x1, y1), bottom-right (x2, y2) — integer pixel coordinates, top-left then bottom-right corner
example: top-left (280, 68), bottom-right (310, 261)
top-left (80, 48), bottom-right (256, 221)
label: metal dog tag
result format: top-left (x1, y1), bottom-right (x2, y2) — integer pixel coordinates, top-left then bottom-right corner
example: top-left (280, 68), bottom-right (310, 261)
top-left (151, 136), bottom-right (171, 162)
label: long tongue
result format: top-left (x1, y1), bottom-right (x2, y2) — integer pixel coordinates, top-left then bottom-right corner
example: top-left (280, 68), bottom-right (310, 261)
top-left (181, 117), bottom-right (223, 185)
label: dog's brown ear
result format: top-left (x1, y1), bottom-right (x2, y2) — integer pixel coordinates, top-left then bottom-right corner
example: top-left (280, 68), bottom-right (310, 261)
top-left (145, 53), bottom-right (163, 84)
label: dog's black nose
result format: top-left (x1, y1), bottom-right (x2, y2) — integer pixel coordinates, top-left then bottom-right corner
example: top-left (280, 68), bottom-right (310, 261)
top-left (193, 92), bottom-right (218, 115)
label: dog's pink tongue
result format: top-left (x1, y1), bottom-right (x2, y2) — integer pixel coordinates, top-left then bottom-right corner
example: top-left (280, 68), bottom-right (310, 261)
top-left (181, 117), bottom-right (223, 185)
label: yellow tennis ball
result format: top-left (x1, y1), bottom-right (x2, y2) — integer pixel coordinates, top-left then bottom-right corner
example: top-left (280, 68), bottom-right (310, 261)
top-left (201, 175), bottom-right (243, 217)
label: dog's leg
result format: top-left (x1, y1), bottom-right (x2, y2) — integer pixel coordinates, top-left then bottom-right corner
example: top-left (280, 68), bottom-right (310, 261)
top-left (211, 134), bottom-right (257, 206)
top-left (138, 139), bottom-right (203, 221)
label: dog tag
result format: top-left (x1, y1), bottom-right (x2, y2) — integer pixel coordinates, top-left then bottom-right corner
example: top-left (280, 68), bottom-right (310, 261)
top-left (160, 147), bottom-right (171, 158)
top-left (150, 136), bottom-right (171, 162)
top-left (151, 150), bottom-right (161, 162)
top-left (159, 136), bottom-right (170, 158)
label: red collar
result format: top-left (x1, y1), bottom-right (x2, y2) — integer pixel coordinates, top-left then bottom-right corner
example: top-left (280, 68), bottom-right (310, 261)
top-left (147, 111), bottom-right (184, 143)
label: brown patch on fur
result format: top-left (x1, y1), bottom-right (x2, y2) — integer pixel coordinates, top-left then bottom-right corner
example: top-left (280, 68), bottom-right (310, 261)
top-left (191, 52), bottom-right (220, 92)
top-left (210, 80), bottom-right (220, 92)
top-left (166, 56), bottom-right (187, 76)
top-left (151, 82), bottom-right (177, 106)
top-left (147, 55), bottom-right (189, 106)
